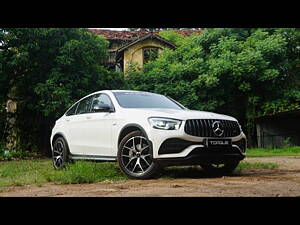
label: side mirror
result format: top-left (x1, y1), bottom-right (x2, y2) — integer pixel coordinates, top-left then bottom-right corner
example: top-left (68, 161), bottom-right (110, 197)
top-left (92, 103), bottom-right (113, 113)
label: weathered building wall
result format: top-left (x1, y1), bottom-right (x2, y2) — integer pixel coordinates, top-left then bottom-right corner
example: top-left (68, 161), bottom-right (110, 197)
top-left (123, 39), bottom-right (168, 73)
top-left (89, 29), bottom-right (202, 73)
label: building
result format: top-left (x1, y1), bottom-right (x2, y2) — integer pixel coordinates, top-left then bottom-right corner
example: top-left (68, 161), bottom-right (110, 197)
top-left (88, 29), bottom-right (202, 73)
top-left (256, 110), bottom-right (300, 148)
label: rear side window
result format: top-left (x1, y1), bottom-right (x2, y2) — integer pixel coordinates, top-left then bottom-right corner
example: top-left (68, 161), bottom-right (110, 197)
top-left (76, 95), bottom-right (93, 115)
top-left (65, 102), bottom-right (79, 116)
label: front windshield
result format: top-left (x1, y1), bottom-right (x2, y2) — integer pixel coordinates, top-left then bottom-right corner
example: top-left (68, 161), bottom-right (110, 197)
top-left (113, 91), bottom-right (184, 109)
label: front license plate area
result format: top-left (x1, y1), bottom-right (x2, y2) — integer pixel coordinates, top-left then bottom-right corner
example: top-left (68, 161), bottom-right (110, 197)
top-left (205, 138), bottom-right (232, 148)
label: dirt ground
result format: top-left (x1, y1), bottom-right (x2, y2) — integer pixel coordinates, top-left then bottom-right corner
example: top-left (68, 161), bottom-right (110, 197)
top-left (1, 156), bottom-right (300, 197)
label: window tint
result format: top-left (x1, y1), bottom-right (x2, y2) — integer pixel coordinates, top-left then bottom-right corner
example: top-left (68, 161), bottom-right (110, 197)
top-left (91, 94), bottom-right (114, 112)
top-left (113, 92), bottom-right (184, 109)
top-left (65, 102), bottom-right (78, 116)
top-left (76, 95), bottom-right (93, 115)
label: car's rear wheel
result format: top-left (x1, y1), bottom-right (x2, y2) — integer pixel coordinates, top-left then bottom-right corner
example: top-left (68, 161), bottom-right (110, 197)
top-left (52, 137), bottom-right (70, 169)
top-left (200, 161), bottom-right (240, 175)
top-left (117, 130), bottom-right (160, 179)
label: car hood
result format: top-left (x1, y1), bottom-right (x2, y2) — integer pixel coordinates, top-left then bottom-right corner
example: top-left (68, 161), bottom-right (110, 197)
top-left (123, 108), bottom-right (238, 121)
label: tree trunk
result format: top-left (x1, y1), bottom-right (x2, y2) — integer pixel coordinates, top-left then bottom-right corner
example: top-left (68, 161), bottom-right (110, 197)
top-left (5, 86), bottom-right (21, 152)
top-left (5, 113), bottom-right (21, 152)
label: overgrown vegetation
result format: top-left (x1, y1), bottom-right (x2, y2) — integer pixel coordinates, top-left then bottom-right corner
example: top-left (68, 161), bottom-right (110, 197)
top-left (0, 28), bottom-right (124, 155)
top-left (126, 28), bottom-right (300, 145)
top-left (0, 142), bottom-right (41, 160)
top-left (0, 28), bottom-right (299, 155)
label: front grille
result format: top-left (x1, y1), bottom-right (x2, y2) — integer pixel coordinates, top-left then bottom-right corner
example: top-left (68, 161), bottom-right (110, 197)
top-left (184, 119), bottom-right (241, 137)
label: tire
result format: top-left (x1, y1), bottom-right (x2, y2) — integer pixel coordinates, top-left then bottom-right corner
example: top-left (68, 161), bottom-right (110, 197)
top-left (52, 137), bottom-right (70, 169)
top-left (117, 130), bottom-right (160, 179)
top-left (200, 161), bottom-right (240, 175)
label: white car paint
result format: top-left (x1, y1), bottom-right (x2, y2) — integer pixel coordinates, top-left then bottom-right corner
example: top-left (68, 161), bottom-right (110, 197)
top-left (50, 90), bottom-right (246, 161)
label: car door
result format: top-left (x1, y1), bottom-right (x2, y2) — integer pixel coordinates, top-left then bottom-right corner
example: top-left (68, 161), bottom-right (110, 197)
top-left (83, 93), bottom-right (115, 156)
top-left (64, 95), bottom-right (94, 155)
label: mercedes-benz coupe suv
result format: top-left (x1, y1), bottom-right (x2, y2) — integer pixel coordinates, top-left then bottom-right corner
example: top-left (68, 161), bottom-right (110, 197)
top-left (51, 90), bottom-right (247, 179)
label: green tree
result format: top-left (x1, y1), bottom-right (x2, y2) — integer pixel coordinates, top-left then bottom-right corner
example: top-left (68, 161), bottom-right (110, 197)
top-left (126, 28), bottom-right (300, 146)
top-left (0, 28), bottom-right (124, 154)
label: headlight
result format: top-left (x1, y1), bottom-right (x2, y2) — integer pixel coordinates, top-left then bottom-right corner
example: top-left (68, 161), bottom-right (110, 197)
top-left (148, 117), bottom-right (182, 130)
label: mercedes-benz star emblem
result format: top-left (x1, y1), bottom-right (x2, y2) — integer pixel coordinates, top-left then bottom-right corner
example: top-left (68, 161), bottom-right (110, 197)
top-left (212, 121), bottom-right (224, 137)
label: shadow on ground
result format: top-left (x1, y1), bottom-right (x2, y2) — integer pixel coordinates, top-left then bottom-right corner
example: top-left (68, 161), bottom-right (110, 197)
top-left (158, 166), bottom-right (235, 179)
top-left (157, 166), bottom-right (300, 179)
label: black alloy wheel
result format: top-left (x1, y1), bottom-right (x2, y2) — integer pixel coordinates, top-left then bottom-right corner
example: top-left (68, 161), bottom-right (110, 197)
top-left (118, 130), bottom-right (160, 179)
top-left (52, 137), bottom-right (69, 169)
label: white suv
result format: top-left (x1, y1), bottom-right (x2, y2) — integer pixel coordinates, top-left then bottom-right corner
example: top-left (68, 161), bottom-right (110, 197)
top-left (51, 90), bottom-right (247, 179)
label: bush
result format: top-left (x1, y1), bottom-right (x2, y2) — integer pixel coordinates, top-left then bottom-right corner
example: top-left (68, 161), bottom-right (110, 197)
top-left (0, 143), bottom-right (39, 161)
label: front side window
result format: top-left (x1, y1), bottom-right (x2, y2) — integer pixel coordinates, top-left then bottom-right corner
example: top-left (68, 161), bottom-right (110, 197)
top-left (75, 95), bottom-right (93, 115)
top-left (65, 102), bottom-right (79, 116)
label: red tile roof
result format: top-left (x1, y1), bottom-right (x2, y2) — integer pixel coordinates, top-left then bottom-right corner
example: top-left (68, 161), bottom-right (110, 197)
top-left (173, 29), bottom-right (203, 36)
top-left (88, 29), bottom-right (202, 40)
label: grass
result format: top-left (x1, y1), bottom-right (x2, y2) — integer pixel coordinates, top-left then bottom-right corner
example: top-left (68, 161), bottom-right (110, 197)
top-left (0, 159), bottom-right (126, 188)
top-left (47, 161), bottom-right (126, 184)
top-left (235, 161), bottom-right (279, 171)
top-left (246, 146), bottom-right (300, 157)
top-left (1, 146), bottom-right (298, 188)
top-left (0, 158), bottom-right (280, 188)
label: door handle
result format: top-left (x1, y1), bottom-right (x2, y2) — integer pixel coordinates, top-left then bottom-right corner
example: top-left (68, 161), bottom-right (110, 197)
top-left (86, 116), bottom-right (92, 119)
top-left (65, 118), bottom-right (70, 122)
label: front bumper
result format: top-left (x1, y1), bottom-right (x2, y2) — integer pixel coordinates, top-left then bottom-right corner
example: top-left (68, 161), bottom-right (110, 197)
top-left (153, 144), bottom-right (246, 166)
top-left (148, 124), bottom-right (247, 161)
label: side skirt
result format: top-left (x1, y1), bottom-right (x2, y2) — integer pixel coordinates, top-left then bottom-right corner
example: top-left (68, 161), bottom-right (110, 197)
top-left (70, 154), bottom-right (117, 162)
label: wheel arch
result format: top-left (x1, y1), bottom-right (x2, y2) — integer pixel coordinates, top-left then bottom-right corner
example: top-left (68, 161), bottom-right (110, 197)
top-left (51, 132), bottom-right (68, 151)
top-left (118, 124), bottom-right (149, 146)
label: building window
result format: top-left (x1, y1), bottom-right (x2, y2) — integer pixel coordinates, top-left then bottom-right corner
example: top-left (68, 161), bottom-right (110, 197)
top-left (143, 47), bottom-right (159, 64)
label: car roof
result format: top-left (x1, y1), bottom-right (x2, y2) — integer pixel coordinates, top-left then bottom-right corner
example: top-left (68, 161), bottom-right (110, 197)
top-left (110, 90), bottom-right (147, 93)
top-left (85, 90), bottom-right (158, 98)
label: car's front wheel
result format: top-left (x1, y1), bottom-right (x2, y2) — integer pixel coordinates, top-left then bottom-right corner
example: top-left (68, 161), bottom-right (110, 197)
top-left (117, 130), bottom-right (160, 179)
